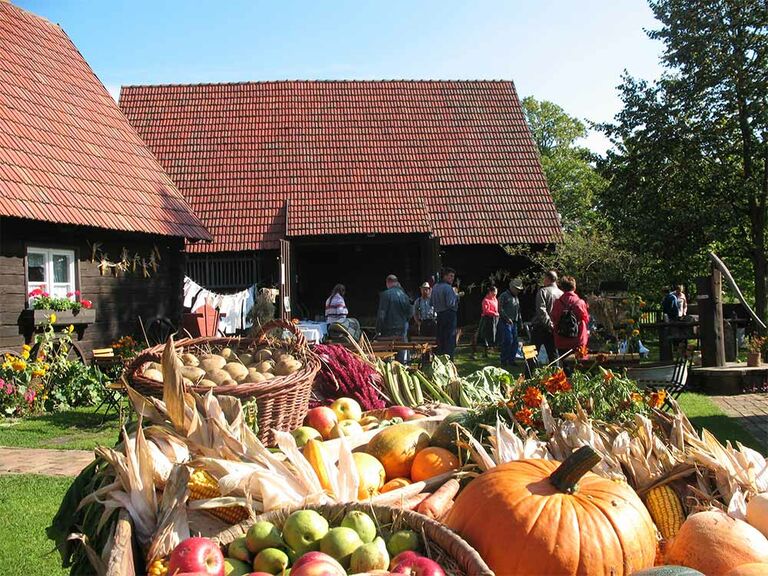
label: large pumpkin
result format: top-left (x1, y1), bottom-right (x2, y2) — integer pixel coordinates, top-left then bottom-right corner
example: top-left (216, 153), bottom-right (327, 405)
top-left (725, 564), bottom-right (768, 576)
top-left (665, 510), bottom-right (768, 575)
top-left (444, 446), bottom-right (656, 575)
top-left (365, 423), bottom-right (430, 480)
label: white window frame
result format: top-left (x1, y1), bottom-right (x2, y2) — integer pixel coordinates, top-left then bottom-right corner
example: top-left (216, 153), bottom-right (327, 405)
top-left (26, 247), bottom-right (77, 305)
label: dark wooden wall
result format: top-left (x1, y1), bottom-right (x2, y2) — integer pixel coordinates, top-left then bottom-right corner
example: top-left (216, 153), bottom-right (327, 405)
top-left (0, 216), bottom-right (186, 355)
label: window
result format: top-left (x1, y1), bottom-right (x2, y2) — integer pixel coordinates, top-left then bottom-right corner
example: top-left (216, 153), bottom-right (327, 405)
top-left (26, 247), bottom-right (77, 303)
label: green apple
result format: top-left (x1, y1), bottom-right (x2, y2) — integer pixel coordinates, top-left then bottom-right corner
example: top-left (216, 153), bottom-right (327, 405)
top-left (320, 526), bottom-right (363, 569)
top-left (349, 537), bottom-right (390, 573)
top-left (252, 547), bottom-right (289, 574)
top-left (330, 397), bottom-right (363, 421)
top-left (387, 529), bottom-right (420, 557)
top-left (223, 557), bottom-right (252, 576)
top-left (282, 509), bottom-right (329, 554)
top-left (341, 510), bottom-right (377, 544)
top-left (245, 520), bottom-right (284, 555)
top-left (291, 426), bottom-right (322, 448)
top-left (228, 537), bottom-right (251, 563)
top-left (329, 419), bottom-right (364, 439)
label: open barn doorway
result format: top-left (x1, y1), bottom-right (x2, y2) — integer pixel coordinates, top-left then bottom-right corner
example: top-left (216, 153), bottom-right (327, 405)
top-left (292, 234), bottom-right (436, 326)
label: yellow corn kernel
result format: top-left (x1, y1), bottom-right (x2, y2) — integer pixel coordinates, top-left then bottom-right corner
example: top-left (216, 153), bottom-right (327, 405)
top-left (188, 469), bottom-right (250, 525)
top-left (645, 484), bottom-right (685, 539)
top-left (147, 558), bottom-right (168, 576)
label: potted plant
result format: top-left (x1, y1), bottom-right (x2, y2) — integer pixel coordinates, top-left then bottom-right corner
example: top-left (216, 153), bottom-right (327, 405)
top-left (745, 335), bottom-right (765, 367)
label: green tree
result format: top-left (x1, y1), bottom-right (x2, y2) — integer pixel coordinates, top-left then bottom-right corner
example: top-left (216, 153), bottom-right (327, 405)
top-left (513, 97), bottom-right (630, 293)
top-left (522, 96), bottom-right (608, 231)
top-left (601, 0), bottom-right (768, 320)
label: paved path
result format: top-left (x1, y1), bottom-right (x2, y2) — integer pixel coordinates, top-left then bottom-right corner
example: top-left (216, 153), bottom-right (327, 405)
top-left (711, 393), bottom-right (768, 446)
top-left (0, 446), bottom-right (93, 476)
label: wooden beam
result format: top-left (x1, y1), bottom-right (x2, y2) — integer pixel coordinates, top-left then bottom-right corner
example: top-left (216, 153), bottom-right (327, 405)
top-left (712, 267), bottom-right (726, 367)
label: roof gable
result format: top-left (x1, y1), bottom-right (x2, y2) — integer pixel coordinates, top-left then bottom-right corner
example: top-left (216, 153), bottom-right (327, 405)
top-left (0, 3), bottom-right (211, 240)
top-left (120, 80), bottom-right (560, 251)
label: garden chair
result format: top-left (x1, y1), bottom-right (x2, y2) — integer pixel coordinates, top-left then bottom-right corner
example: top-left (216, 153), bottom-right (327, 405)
top-left (626, 357), bottom-right (690, 411)
top-left (523, 344), bottom-right (539, 378)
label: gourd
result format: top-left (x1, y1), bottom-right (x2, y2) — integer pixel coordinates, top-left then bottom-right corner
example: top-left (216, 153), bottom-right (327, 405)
top-left (746, 492), bottom-right (768, 538)
top-left (725, 563), bottom-right (768, 576)
top-left (665, 509), bottom-right (768, 575)
top-left (444, 446), bottom-right (656, 575)
top-left (365, 424), bottom-right (430, 480)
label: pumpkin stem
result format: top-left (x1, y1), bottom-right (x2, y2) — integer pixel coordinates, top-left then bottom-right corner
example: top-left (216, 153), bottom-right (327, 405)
top-left (549, 446), bottom-right (601, 494)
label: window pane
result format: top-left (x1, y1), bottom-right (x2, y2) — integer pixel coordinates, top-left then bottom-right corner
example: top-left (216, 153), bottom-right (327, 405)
top-left (28, 253), bottom-right (46, 283)
top-left (52, 285), bottom-right (69, 298)
top-left (52, 254), bottom-right (71, 283)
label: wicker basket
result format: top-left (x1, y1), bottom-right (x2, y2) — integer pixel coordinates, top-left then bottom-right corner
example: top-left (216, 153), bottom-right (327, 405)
top-left (215, 503), bottom-right (494, 576)
top-left (125, 320), bottom-right (319, 445)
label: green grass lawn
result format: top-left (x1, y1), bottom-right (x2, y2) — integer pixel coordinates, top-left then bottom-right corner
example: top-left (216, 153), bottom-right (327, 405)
top-left (0, 474), bottom-right (70, 576)
top-left (677, 391), bottom-right (765, 454)
top-left (0, 405), bottom-right (123, 450)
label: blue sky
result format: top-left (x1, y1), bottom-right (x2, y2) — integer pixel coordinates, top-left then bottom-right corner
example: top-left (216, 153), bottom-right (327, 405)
top-left (19, 0), bottom-right (664, 152)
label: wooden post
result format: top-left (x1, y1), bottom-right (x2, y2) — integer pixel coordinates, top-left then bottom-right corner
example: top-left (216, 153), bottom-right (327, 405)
top-left (712, 267), bottom-right (726, 366)
top-left (698, 269), bottom-right (726, 367)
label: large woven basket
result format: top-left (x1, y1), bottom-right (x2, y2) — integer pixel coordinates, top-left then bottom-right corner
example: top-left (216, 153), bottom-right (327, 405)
top-left (215, 503), bottom-right (494, 576)
top-left (126, 320), bottom-right (319, 445)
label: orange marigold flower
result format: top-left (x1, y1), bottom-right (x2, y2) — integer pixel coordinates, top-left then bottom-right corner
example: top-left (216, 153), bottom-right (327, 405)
top-left (523, 386), bottom-right (543, 408)
top-left (514, 407), bottom-right (533, 426)
top-left (604, 370), bottom-right (614, 382)
top-left (631, 392), bottom-right (643, 403)
top-left (575, 345), bottom-right (589, 359)
top-left (648, 390), bottom-right (667, 409)
top-left (543, 369), bottom-right (569, 394)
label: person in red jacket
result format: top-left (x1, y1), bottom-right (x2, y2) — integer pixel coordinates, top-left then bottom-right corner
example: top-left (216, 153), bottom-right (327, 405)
top-left (551, 276), bottom-right (590, 366)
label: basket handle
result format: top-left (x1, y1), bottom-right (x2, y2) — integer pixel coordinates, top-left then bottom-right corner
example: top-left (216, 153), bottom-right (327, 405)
top-left (255, 319), bottom-right (308, 349)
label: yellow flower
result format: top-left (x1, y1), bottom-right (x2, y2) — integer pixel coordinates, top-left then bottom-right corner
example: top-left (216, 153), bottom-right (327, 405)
top-left (631, 392), bottom-right (643, 403)
top-left (632, 329), bottom-right (640, 336)
top-left (32, 368), bottom-right (46, 377)
top-left (1, 361), bottom-right (11, 370)
top-left (11, 359), bottom-right (26, 371)
top-left (67, 324), bottom-right (74, 333)
top-left (21, 350), bottom-right (29, 360)
top-left (22, 344), bottom-right (31, 351)
top-left (49, 313), bottom-right (57, 324)
top-left (627, 318), bottom-right (635, 325)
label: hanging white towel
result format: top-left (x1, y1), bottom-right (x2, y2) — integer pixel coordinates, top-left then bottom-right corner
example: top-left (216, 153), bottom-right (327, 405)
top-left (183, 278), bottom-right (204, 309)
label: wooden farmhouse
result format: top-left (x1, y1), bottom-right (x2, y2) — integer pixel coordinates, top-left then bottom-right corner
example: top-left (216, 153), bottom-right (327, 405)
top-left (0, 2), bottom-right (210, 354)
top-left (120, 81), bottom-right (561, 321)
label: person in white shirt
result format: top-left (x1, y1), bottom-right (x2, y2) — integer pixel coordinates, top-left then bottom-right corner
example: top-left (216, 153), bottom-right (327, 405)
top-left (325, 284), bottom-right (349, 323)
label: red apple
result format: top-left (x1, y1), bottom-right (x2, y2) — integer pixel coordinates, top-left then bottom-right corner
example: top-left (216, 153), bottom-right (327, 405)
top-left (291, 551), bottom-right (346, 576)
top-left (168, 537), bottom-right (225, 576)
top-left (384, 406), bottom-right (417, 421)
top-left (305, 407), bottom-right (339, 440)
top-left (389, 551), bottom-right (421, 571)
top-left (391, 555), bottom-right (445, 576)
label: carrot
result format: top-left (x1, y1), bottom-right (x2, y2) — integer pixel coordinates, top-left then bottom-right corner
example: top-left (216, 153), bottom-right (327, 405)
top-left (393, 491), bottom-right (432, 510)
top-left (416, 478), bottom-right (461, 519)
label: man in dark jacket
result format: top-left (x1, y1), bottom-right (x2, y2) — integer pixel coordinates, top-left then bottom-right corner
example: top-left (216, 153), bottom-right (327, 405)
top-left (499, 278), bottom-right (523, 366)
top-left (376, 274), bottom-right (412, 338)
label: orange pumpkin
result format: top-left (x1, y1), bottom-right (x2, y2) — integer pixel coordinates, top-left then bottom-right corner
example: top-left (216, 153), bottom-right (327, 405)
top-left (665, 510), bottom-right (768, 575)
top-left (380, 477), bottom-right (412, 493)
top-left (444, 446), bottom-right (656, 575)
top-left (410, 447), bottom-right (460, 482)
top-left (726, 564), bottom-right (768, 576)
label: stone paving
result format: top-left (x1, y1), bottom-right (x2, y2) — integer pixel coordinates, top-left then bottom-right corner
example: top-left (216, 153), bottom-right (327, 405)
top-left (0, 446), bottom-right (93, 476)
top-left (711, 393), bottom-right (768, 447)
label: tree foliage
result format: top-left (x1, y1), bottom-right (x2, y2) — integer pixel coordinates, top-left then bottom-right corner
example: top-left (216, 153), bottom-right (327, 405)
top-left (600, 0), bottom-right (768, 318)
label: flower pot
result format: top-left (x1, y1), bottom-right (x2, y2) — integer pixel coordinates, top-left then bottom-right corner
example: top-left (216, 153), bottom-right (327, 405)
top-left (747, 351), bottom-right (762, 367)
top-left (19, 308), bottom-right (96, 327)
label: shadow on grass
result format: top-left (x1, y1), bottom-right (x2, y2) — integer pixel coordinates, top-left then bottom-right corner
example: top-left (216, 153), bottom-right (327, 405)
top-left (33, 409), bottom-right (119, 431)
top-left (687, 413), bottom-right (766, 455)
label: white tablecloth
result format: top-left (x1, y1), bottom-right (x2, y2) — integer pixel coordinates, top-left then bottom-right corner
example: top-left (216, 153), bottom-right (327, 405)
top-left (297, 321), bottom-right (328, 344)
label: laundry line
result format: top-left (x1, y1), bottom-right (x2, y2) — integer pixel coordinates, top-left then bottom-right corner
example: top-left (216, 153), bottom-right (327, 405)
top-left (182, 276), bottom-right (256, 335)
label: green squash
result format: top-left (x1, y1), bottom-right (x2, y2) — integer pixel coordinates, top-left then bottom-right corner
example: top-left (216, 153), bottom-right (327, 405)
top-left (429, 412), bottom-right (468, 452)
top-left (631, 567), bottom-right (705, 576)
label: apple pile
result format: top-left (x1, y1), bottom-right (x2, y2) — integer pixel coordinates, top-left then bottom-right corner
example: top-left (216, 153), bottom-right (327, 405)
top-left (295, 399), bottom-right (423, 444)
top-left (165, 508), bottom-right (448, 576)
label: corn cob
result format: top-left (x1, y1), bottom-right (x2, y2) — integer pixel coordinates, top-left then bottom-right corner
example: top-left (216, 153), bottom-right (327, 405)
top-left (147, 558), bottom-right (168, 576)
top-left (188, 469), bottom-right (250, 524)
top-left (644, 484), bottom-right (685, 539)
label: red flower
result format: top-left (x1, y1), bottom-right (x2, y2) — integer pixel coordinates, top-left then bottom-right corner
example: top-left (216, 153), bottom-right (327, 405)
top-left (28, 288), bottom-right (42, 297)
top-left (74, 290), bottom-right (81, 296)
top-left (66, 292), bottom-right (73, 297)
top-left (514, 407), bottom-right (533, 426)
top-left (81, 299), bottom-right (93, 309)
top-left (523, 386), bottom-right (543, 408)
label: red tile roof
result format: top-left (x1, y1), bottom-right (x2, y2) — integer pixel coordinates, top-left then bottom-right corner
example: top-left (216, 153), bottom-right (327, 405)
top-left (120, 81), bottom-right (560, 252)
top-left (0, 3), bottom-right (210, 241)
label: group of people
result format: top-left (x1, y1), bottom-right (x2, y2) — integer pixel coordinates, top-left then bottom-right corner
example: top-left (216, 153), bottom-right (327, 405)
top-left (474, 270), bottom-right (590, 368)
top-left (323, 268), bottom-right (592, 367)
top-left (662, 284), bottom-right (688, 321)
